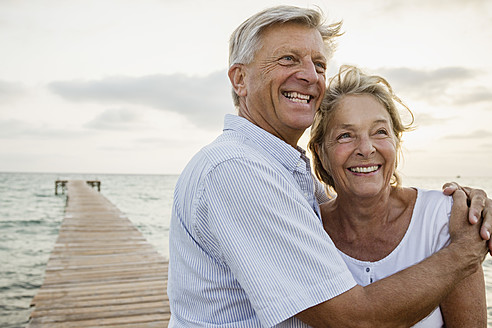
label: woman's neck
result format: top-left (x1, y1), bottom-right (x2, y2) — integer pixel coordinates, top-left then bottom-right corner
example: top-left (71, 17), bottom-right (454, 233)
top-left (333, 187), bottom-right (394, 229)
top-left (322, 186), bottom-right (416, 261)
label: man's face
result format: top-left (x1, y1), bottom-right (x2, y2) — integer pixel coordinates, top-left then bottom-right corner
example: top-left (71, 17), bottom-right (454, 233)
top-left (240, 22), bottom-right (327, 146)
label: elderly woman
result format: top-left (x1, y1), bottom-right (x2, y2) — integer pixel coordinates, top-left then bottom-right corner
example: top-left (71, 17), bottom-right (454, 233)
top-left (308, 65), bottom-right (486, 327)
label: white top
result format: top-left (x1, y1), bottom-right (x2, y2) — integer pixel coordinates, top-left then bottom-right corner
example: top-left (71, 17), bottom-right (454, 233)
top-left (336, 188), bottom-right (452, 327)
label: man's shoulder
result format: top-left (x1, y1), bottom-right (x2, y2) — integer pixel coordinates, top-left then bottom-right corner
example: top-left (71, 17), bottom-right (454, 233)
top-left (176, 130), bottom-right (289, 199)
top-left (177, 131), bottom-right (261, 181)
top-left (198, 130), bottom-right (264, 165)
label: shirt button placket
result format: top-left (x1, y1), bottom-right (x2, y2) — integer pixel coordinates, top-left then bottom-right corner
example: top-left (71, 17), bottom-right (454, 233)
top-left (365, 267), bottom-right (374, 284)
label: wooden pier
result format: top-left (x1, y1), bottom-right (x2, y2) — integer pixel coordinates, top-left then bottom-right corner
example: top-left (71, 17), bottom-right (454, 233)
top-left (27, 180), bottom-right (170, 327)
top-left (55, 180), bottom-right (101, 195)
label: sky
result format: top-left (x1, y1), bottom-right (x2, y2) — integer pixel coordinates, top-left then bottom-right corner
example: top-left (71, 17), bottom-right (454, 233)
top-left (1, 0), bottom-right (491, 177)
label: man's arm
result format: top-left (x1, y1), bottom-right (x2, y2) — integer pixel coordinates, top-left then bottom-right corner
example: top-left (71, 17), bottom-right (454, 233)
top-left (440, 266), bottom-right (486, 327)
top-left (296, 190), bottom-right (488, 328)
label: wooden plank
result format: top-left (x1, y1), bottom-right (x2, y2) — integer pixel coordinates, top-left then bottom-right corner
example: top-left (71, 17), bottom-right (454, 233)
top-left (31, 300), bottom-right (166, 320)
top-left (32, 282), bottom-right (168, 301)
top-left (31, 285), bottom-right (167, 306)
top-left (31, 294), bottom-right (168, 310)
top-left (27, 180), bottom-right (171, 327)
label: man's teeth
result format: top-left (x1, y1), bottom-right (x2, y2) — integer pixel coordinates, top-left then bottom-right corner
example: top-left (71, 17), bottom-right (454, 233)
top-left (283, 92), bottom-right (311, 103)
top-left (349, 166), bottom-right (379, 173)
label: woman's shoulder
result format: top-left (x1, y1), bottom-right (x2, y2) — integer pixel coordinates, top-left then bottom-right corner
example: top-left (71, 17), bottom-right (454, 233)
top-left (407, 188), bottom-right (452, 254)
top-left (414, 188), bottom-right (453, 209)
top-left (396, 186), bottom-right (449, 200)
top-left (409, 187), bottom-right (453, 235)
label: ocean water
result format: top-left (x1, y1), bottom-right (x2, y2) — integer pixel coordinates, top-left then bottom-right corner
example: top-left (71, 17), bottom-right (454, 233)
top-left (0, 172), bottom-right (491, 327)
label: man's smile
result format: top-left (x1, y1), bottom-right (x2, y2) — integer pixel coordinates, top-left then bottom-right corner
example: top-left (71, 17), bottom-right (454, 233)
top-left (282, 91), bottom-right (313, 104)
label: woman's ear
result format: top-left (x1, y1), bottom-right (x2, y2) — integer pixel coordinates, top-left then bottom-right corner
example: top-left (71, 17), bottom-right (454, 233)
top-left (228, 64), bottom-right (247, 97)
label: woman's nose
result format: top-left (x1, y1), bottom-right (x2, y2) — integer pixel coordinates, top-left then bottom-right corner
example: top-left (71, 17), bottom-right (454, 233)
top-left (356, 136), bottom-right (376, 157)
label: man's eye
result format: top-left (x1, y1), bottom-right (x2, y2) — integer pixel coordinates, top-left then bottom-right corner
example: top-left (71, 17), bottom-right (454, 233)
top-left (278, 56), bottom-right (296, 66)
top-left (315, 62), bottom-right (326, 71)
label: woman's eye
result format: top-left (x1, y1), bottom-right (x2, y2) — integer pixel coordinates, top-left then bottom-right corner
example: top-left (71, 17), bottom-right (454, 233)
top-left (376, 129), bottom-right (388, 136)
top-left (337, 132), bottom-right (351, 140)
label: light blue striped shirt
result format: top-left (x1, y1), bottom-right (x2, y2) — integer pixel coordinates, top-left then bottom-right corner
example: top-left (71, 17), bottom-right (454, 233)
top-left (168, 114), bottom-right (356, 327)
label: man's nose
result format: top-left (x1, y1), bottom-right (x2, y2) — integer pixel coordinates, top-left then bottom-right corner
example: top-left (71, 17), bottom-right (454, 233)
top-left (296, 60), bottom-right (320, 84)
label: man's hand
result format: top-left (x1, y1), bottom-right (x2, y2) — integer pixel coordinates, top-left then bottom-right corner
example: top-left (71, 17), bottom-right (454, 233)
top-left (447, 190), bottom-right (488, 267)
top-left (443, 182), bottom-right (492, 253)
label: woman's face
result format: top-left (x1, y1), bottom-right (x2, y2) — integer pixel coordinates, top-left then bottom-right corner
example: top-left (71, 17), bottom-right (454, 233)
top-left (322, 94), bottom-right (397, 198)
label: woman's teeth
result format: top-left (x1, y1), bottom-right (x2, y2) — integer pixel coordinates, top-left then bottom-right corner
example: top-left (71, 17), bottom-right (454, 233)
top-left (349, 166), bottom-right (379, 173)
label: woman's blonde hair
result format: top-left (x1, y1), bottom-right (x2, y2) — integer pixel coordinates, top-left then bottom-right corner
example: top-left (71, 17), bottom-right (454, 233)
top-left (308, 65), bottom-right (414, 190)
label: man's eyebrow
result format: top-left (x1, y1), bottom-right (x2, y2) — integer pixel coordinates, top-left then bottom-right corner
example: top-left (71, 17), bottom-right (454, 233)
top-left (312, 51), bottom-right (327, 62)
top-left (273, 47), bottom-right (327, 60)
top-left (272, 46), bottom-right (295, 56)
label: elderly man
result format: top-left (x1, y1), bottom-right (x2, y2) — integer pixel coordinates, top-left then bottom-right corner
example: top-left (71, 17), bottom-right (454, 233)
top-left (168, 6), bottom-right (490, 327)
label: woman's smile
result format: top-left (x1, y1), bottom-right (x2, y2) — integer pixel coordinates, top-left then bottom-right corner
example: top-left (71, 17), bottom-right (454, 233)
top-left (347, 165), bottom-right (382, 175)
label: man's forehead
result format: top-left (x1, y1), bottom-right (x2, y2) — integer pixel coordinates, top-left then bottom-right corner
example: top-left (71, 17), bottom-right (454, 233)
top-left (259, 23), bottom-right (328, 56)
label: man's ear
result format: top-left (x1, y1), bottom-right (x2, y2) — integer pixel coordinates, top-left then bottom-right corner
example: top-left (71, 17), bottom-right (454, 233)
top-left (228, 64), bottom-right (247, 97)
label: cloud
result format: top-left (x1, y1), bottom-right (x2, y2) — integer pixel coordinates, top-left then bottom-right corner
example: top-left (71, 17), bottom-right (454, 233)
top-left (49, 71), bottom-right (233, 130)
top-left (376, 66), bottom-right (492, 106)
top-left (135, 136), bottom-right (204, 149)
top-left (443, 129), bottom-right (492, 140)
top-left (84, 108), bottom-right (142, 130)
top-left (376, 66), bottom-right (480, 104)
top-left (0, 119), bottom-right (85, 139)
top-left (0, 119), bottom-right (28, 138)
top-left (378, 66), bottom-right (475, 92)
top-left (380, 0), bottom-right (489, 11)
top-left (0, 80), bottom-right (26, 104)
top-left (414, 113), bottom-right (453, 127)
top-left (453, 88), bottom-right (492, 105)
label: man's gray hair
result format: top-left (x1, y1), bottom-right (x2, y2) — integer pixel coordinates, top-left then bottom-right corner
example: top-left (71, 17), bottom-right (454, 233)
top-left (228, 5), bottom-right (342, 107)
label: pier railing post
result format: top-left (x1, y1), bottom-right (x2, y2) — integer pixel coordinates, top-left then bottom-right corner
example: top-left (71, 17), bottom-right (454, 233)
top-left (55, 180), bottom-right (68, 195)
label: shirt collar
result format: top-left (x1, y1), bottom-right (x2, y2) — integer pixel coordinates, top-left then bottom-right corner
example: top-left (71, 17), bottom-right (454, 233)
top-left (223, 114), bottom-right (309, 173)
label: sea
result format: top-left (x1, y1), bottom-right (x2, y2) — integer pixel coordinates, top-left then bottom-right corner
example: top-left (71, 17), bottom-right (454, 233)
top-left (1, 172), bottom-right (491, 327)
